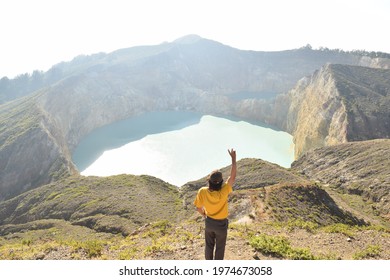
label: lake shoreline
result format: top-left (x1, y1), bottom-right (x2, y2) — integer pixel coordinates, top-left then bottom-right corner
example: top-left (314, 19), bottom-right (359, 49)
top-left (73, 111), bottom-right (294, 186)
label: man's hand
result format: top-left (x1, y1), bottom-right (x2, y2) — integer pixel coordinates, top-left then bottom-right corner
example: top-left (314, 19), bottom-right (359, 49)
top-left (197, 207), bottom-right (206, 218)
top-left (228, 148), bottom-right (236, 162)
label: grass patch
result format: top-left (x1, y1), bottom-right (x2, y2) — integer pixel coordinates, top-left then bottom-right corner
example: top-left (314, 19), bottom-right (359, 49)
top-left (320, 223), bottom-right (388, 238)
top-left (353, 245), bottom-right (382, 260)
top-left (64, 239), bottom-right (105, 258)
top-left (118, 247), bottom-right (139, 260)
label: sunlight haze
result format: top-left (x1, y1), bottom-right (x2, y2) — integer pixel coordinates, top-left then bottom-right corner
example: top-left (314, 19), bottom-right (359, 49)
top-left (1, 0), bottom-right (389, 77)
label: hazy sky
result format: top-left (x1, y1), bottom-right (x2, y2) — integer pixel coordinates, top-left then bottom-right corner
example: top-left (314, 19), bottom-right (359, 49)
top-left (1, 0), bottom-right (389, 78)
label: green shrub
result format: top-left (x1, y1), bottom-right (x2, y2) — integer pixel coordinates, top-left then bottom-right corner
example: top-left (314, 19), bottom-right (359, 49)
top-left (67, 240), bottom-right (104, 258)
top-left (145, 237), bottom-right (174, 254)
top-left (322, 223), bottom-right (355, 237)
top-left (118, 247), bottom-right (138, 260)
top-left (249, 233), bottom-right (315, 260)
top-left (21, 239), bottom-right (32, 246)
top-left (83, 240), bottom-right (104, 258)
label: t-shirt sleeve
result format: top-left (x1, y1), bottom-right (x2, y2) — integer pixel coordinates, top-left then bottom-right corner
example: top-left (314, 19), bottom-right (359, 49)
top-left (194, 189), bottom-right (203, 208)
top-left (225, 182), bottom-right (233, 194)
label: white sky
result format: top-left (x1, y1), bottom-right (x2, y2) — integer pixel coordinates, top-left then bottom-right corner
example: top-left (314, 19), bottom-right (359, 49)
top-left (1, 0), bottom-right (389, 78)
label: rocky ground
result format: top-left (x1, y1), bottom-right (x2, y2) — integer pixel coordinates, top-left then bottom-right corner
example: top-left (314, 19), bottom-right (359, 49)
top-left (140, 221), bottom-right (390, 260)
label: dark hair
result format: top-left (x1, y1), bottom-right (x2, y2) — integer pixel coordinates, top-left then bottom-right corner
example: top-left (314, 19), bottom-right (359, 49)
top-left (208, 180), bottom-right (223, 191)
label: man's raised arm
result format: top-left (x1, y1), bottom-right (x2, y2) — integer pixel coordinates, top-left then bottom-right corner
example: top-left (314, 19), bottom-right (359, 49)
top-left (227, 148), bottom-right (236, 187)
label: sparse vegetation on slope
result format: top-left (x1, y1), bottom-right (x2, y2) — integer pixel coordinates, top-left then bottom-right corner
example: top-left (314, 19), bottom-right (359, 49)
top-left (265, 183), bottom-right (366, 226)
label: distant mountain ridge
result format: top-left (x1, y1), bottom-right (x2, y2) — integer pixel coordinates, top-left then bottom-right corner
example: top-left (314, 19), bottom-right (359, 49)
top-left (2, 35), bottom-right (390, 104)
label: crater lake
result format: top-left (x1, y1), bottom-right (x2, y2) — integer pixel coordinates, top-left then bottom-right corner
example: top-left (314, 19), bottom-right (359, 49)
top-left (72, 111), bottom-right (294, 186)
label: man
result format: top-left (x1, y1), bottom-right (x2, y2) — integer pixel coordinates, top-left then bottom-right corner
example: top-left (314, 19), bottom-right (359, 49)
top-left (194, 148), bottom-right (237, 260)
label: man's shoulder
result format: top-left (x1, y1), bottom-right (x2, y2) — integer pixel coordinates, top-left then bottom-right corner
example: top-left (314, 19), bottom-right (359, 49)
top-left (198, 186), bottom-right (209, 193)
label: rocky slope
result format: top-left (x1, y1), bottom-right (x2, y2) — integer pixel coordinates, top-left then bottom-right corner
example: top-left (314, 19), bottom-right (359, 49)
top-left (283, 64), bottom-right (390, 157)
top-left (0, 174), bottom-right (186, 236)
top-left (292, 139), bottom-right (390, 222)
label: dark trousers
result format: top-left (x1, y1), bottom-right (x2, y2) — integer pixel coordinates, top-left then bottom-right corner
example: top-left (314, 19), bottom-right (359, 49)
top-left (204, 217), bottom-right (228, 260)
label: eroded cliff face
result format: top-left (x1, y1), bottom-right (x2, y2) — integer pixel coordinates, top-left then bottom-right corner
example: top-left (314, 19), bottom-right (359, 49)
top-left (286, 64), bottom-right (390, 158)
top-left (286, 65), bottom-right (348, 158)
top-left (0, 96), bottom-right (76, 201)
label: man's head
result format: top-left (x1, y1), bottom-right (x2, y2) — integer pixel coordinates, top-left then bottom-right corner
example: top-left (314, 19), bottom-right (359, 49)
top-left (208, 170), bottom-right (223, 191)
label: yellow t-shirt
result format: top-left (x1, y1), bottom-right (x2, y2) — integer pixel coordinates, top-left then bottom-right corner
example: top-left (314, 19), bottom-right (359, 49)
top-left (194, 182), bottom-right (233, 220)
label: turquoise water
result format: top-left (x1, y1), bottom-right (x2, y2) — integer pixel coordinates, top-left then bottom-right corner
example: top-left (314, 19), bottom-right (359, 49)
top-left (73, 111), bottom-right (294, 186)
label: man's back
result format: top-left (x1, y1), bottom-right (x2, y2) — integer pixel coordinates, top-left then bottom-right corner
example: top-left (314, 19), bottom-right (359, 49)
top-left (194, 182), bottom-right (232, 220)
